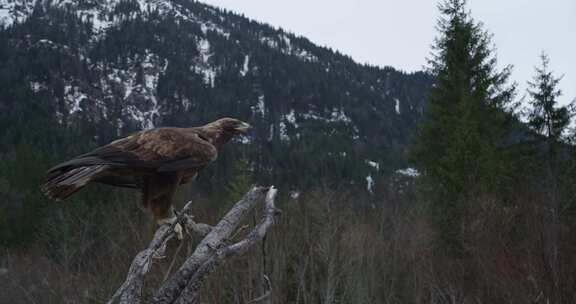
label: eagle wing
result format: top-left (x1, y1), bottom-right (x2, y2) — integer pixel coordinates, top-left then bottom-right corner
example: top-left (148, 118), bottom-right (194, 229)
top-left (48, 128), bottom-right (217, 174)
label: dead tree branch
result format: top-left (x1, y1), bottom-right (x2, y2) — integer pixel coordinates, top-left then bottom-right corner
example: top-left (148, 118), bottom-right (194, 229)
top-left (170, 187), bottom-right (279, 304)
top-left (107, 201), bottom-right (197, 304)
top-left (107, 186), bottom-right (280, 304)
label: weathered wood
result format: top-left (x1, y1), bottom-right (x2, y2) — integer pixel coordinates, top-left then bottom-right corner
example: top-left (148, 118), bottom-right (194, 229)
top-left (107, 200), bottom-right (200, 304)
top-left (172, 187), bottom-right (279, 304)
top-left (107, 186), bottom-right (279, 304)
top-left (151, 186), bottom-right (272, 303)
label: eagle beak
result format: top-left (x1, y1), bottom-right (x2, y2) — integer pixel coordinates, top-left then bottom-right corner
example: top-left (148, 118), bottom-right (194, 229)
top-left (235, 122), bottom-right (251, 133)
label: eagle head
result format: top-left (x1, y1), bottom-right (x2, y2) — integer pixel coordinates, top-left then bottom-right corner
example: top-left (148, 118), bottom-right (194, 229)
top-left (201, 117), bottom-right (251, 148)
top-left (211, 117), bottom-right (251, 134)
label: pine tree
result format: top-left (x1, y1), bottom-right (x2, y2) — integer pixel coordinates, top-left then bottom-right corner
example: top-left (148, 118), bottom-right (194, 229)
top-left (524, 53), bottom-right (574, 304)
top-left (410, 0), bottom-right (516, 251)
top-left (526, 53), bottom-right (572, 143)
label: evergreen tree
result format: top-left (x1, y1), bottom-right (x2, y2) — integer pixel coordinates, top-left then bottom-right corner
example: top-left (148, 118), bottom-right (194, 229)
top-left (526, 53), bottom-right (573, 143)
top-left (524, 53), bottom-right (574, 304)
top-left (410, 0), bottom-right (516, 251)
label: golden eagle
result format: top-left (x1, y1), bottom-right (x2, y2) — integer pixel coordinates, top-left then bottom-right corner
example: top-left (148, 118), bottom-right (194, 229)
top-left (41, 117), bottom-right (250, 237)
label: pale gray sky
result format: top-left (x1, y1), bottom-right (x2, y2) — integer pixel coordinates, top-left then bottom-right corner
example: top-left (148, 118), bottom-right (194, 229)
top-left (202, 0), bottom-right (575, 105)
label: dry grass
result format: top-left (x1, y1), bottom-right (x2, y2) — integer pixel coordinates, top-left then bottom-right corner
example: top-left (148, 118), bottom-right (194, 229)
top-left (1, 183), bottom-right (576, 303)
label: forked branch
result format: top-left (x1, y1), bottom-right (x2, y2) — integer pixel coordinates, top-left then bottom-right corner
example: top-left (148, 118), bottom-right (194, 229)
top-left (107, 186), bottom-right (280, 304)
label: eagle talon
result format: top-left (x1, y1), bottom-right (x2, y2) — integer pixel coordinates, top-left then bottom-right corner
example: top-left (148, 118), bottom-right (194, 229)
top-left (157, 217), bottom-right (185, 240)
top-left (174, 223), bottom-right (184, 240)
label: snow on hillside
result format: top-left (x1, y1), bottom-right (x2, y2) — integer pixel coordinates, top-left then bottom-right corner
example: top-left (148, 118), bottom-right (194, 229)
top-left (396, 168), bottom-right (420, 177)
top-left (260, 33), bottom-right (318, 62)
top-left (193, 38), bottom-right (217, 87)
top-left (0, 0), bottom-right (34, 28)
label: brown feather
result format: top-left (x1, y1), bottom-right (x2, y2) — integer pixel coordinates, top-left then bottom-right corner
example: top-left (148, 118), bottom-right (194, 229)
top-left (41, 165), bottom-right (109, 201)
top-left (41, 117), bottom-right (249, 221)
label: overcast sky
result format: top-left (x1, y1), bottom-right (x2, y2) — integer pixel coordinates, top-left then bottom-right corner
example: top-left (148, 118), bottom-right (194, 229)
top-left (202, 0), bottom-right (575, 105)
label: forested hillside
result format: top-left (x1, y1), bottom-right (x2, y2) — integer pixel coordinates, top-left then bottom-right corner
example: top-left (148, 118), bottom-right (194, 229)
top-left (0, 0), bottom-right (432, 190)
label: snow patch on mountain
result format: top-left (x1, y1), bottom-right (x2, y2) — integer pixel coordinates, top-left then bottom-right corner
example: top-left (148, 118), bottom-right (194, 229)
top-left (30, 39), bottom-right (74, 55)
top-left (235, 135), bottom-right (251, 144)
top-left (62, 82), bottom-right (108, 122)
top-left (135, 0), bottom-right (193, 22)
top-left (129, 52), bottom-right (164, 129)
top-left (192, 38), bottom-right (217, 87)
top-left (302, 108), bottom-right (352, 124)
top-left (260, 36), bottom-right (278, 49)
top-left (396, 168), bottom-right (420, 177)
top-left (267, 123), bottom-right (274, 141)
top-left (64, 85), bottom-right (88, 114)
top-left (329, 108), bottom-right (352, 123)
top-left (279, 121), bottom-right (289, 141)
top-left (29, 81), bottom-right (45, 93)
top-left (240, 55), bottom-right (250, 77)
top-left (260, 33), bottom-right (318, 62)
top-left (97, 51), bottom-right (167, 130)
top-left (279, 34), bottom-right (318, 61)
top-left (252, 94), bottom-right (265, 116)
top-left (300, 107), bottom-right (360, 138)
top-left (1, 0), bottom-right (232, 40)
top-left (182, 98), bottom-right (192, 111)
top-left (367, 160), bottom-right (380, 171)
top-left (285, 109), bottom-right (297, 125)
top-left (55, 1), bottom-right (115, 35)
top-left (366, 175), bottom-right (375, 194)
top-left (295, 49), bottom-right (317, 62)
top-left (302, 108), bottom-right (351, 123)
top-left (0, 0), bottom-right (34, 28)
top-left (277, 109), bottom-right (300, 141)
top-left (200, 21), bottom-right (229, 38)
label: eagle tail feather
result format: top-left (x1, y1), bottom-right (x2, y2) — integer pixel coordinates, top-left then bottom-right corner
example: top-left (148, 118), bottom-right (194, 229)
top-left (41, 165), bottom-right (109, 201)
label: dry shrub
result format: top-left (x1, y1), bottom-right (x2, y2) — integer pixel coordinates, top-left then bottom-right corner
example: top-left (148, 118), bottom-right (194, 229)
top-left (2, 182), bottom-right (576, 304)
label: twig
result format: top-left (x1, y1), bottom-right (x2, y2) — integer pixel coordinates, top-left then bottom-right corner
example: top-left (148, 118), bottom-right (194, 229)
top-left (163, 241), bottom-right (185, 282)
top-left (246, 275), bottom-right (272, 304)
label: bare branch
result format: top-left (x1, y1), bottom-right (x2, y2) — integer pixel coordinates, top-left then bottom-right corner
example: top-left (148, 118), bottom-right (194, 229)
top-left (152, 186), bottom-right (272, 304)
top-left (107, 201), bottom-right (196, 304)
top-left (107, 186), bottom-right (280, 304)
top-left (172, 187), bottom-right (279, 304)
top-left (183, 216), bottom-right (213, 237)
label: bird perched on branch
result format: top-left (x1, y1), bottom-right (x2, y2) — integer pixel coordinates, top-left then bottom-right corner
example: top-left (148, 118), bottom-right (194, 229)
top-left (41, 117), bottom-right (251, 239)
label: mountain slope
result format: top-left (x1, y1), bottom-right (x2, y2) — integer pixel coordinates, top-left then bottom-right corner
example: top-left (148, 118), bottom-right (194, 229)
top-left (0, 0), bottom-right (433, 189)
